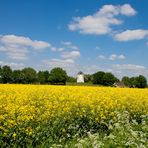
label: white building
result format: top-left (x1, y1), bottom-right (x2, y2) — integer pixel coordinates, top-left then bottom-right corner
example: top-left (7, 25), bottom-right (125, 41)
top-left (77, 71), bottom-right (84, 83)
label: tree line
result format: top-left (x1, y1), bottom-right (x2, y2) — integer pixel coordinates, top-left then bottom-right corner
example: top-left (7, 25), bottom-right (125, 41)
top-left (0, 66), bottom-right (66, 84)
top-left (0, 65), bottom-right (147, 88)
top-left (122, 75), bottom-right (147, 88)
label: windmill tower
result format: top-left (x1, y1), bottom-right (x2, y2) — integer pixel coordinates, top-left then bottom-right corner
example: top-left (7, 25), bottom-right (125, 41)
top-left (77, 71), bottom-right (84, 83)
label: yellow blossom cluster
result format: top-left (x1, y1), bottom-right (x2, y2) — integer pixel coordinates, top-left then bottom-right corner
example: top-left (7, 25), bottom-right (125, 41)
top-left (0, 84), bottom-right (148, 139)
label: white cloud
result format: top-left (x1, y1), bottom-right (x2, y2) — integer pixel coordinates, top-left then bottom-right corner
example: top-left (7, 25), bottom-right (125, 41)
top-left (61, 41), bottom-right (79, 50)
top-left (51, 47), bottom-right (64, 52)
top-left (42, 58), bottom-right (75, 70)
top-left (114, 29), bottom-right (148, 41)
top-left (113, 64), bottom-right (146, 71)
top-left (97, 55), bottom-right (106, 60)
top-left (69, 4), bottom-right (136, 35)
top-left (61, 41), bottom-right (72, 46)
top-left (61, 51), bottom-right (80, 59)
top-left (109, 54), bottom-right (125, 60)
top-left (112, 64), bottom-right (148, 79)
top-left (0, 61), bottom-right (25, 69)
top-left (0, 34), bottom-right (51, 60)
top-left (120, 4), bottom-right (137, 16)
top-left (0, 34), bottom-right (50, 49)
top-left (41, 41), bottom-right (81, 74)
top-left (0, 44), bottom-right (29, 60)
top-left (97, 54), bottom-right (125, 61)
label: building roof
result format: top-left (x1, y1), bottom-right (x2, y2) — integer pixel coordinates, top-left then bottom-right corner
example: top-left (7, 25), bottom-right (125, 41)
top-left (77, 71), bottom-right (84, 75)
top-left (114, 82), bottom-right (125, 87)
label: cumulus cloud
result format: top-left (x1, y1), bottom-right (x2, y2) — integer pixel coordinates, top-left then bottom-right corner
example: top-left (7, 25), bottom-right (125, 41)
top-left (113, 64), bottom-right (146, 71)
top-left (61, 51), bottom-right (80, 59)
top-left (0, 34), bottom-right (50, 60)
top-left (61, 41), bottom-right (79, 50)
top-left (51, 47), bottom-right (64, 52)
top-left (120, 4), bottom-right (137, 16)
top-left (61, 41), bottom-right (72, 46)
top-left (97, 54), bottom-right (125, 61)
top-left (0, 34), bottom-right (50, 49)
top-left (114, 29), bottom-right (148, 41)
top-left (109, 54), bottom-right (125, 60)
top-left (68, 4), bottom-right (136, 35)
top-left (97, 55), bottom-right (106, 60)
top-left (112, 64), bottom-right (148, 79)
top-left (42, 58), bottom-right (75, 70)
top-left (0, 61), bottom-right (25, 69)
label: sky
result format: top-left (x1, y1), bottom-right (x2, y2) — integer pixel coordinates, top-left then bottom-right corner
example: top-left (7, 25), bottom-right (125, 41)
top-left (0, 0), bottom-right (148, 79)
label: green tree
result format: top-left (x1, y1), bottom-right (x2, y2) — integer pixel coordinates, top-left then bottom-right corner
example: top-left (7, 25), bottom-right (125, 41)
top-left (12, 70), bottom-right (24, 83)
top-left (92, 71), bottom-right (105, 85)
top-left (37, 71), bottom-right (46, 84)
top-left (43, 71), bottom-right (50, 83)
top-left (1, 65), bottom-right (12, 83)
top-left (67, 76), bottom-right (76, 83)
top-left (84, 74), bottom-right (92, 83)
top-left (122, 76), bottom-right (132, 87)
top-left (22, 67), bottom-right (37, 84)
top-left (0, 66), bottom-right (2, 83)
top-left (134, 75), bottom-right (147, 88)
top-left (48, 67), bottom-right (67, 85)
top-left (103, 72), bottom-right (118, 86)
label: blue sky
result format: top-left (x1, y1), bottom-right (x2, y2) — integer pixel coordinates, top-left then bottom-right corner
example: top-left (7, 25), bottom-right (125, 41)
top-left (0, 0), bottom-right (148, 79)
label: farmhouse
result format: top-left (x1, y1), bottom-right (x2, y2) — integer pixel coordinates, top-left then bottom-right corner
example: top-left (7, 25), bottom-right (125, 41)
top-left (77, 71), bottom-right (84, 83)
top-left (113, 81), bottom-right (125, 88)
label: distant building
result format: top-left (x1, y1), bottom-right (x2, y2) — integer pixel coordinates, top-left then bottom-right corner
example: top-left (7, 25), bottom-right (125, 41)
top-left (77, 71), bottom-right (84, 83)
top-left (113, 82), bottom-right (126, 88)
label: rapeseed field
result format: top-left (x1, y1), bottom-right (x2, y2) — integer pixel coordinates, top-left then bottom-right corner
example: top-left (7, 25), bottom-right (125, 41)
top-left (0, 84), bottom-right (148, 147)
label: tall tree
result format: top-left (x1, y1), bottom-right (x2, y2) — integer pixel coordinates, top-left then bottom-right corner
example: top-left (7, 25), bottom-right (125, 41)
top-left (12, 70), bottom-right (24, 84)
top-left (0, 66), bottom-right (2, 83)
top-left (134, 75), bottom-right (147, 88)
top-left (1, 65), bottom-right (12, 83)
top-left (43, 71), bottom-right (50, 83)
top-left (67, 76), bottom-right (76, 83)
top-left (84, 74), bottom-right (92, 83)
top-left (103, 72), bottom-right (118, 86)
top-left (48, 67), bottom-right (67, 85)
top-left (92, 71), bottom-right (105, 85)
top-left (37, 71), bottom-right (46, 84)
top-left (122, 76), bottom-right (132, 87)
top-left (22, 67), bottom-right (37, 84)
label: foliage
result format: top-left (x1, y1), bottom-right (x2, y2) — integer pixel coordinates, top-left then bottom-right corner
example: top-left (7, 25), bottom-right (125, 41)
top-left (92, 71), bottom-right (105, 84)
top-left (0, 85), bottom-right (148, 147)
top-left (134, 75), bottom-right (147, 88)
top-left (12, 70), bottom-right (24, 84)
top-left (48, 67), bottom-right (67, 85)
top-left (67, 76), bottom-right (76, 83)
top-left (37, 71), bottom-right (45, 84)
top-left (43, 70), bottom-right (50, 83)
top-left (0, 65), bottom-right (147, 87)
top-left (84, 74), bottom-right (92, 83)
top-left (0, 66), bottom-right (2, 83)
top-left (0, 65), bottom-right (12, 83)
top-left (21, 67), bottom-right (37, 84)
top-left (122, 76), bottom-right (132, 87)
top-left (103, 72), bottom-right (118, 86)
top-left (122, 75), bottom-right (147, 88)
top-left (64, 112), bottom-right (148, 148)
top-left (92, 71), bottom-right (118, 86)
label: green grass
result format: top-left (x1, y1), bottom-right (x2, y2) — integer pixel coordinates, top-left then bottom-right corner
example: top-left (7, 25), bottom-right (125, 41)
top-left (66, 82), bottom-right (102, 86)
